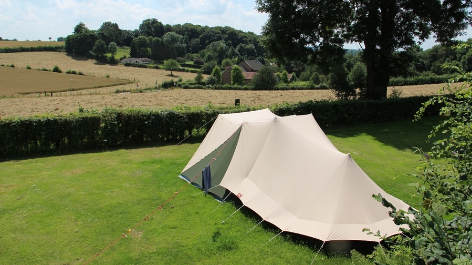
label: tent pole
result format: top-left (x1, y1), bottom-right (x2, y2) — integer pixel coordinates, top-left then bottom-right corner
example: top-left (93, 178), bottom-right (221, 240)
top-left (262, 230), bottom-right (283, 246)
top-left (211, 191), bottom-right (232, 213)
top-left (221, 205), bottom-right (244, 224)
top-left (310, 241), bottom-right (326, 264)
top-left (246, 219), bottom-right (264, 235)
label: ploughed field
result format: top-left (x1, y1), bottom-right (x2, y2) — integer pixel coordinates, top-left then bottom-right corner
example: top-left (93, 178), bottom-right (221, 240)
top-left (0, 52), bottom-right (447, 118)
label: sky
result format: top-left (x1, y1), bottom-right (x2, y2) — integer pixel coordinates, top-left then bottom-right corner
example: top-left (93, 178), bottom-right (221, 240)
top-left (0, 0), bottom-right (471, 50)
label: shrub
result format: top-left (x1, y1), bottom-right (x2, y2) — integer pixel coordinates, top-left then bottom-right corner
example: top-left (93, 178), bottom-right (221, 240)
top-left (194, 70), bottom-right (204, 84)
top-left (107, 55), bottom-right (117, 64)
top-left (105, 74), bottom-right (110, 78)
top-left (41, 67), bottom-right (49, 71)
top-left (252, 66), bottom-right (278, 89)
top-left (365, 73), bottom-right (472, 264)
top-left (52, 65), bottom-right (62, 73)
top-left (26, 65), bottom-right (31, 69)
top-left (77, 71), bottom-right (84, 75)
top-left (193, 57), bottom-right (204, 65)
top-left (205, 75), bottom-right (217, 85)
top-left (176, 57), bottom-right (186, 64)
top-left (66, 70), bottom-right (77, 74)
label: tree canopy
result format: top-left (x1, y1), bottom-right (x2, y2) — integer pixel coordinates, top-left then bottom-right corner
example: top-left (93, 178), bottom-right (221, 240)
top-left (231, 66), bottom-right (245, 85)
top-left (163, 59), bottom-right (181, 76)
top-left (256, 0), bottom-right (472, 99)
top-left (130, 36), bottom-right (150, 58)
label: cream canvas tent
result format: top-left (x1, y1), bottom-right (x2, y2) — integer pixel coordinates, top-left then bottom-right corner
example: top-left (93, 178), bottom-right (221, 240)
top-left (180, 109), bottom-right (409, 242)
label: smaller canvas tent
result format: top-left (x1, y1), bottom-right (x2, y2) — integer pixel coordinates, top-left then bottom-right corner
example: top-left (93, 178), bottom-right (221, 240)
top-left (180, 109), bottom-right (409, 242)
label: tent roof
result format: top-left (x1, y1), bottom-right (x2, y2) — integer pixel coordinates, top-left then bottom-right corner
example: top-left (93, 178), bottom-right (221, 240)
top-left (180, 109), bottom-right (409, 242)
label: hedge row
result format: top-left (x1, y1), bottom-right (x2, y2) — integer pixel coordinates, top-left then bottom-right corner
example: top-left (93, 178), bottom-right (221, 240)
top-left (0, 96), bottom-right (441, 159)
top-left (122, 62), bottom-right (199, 73)
top-left (388, 74), bottom-right (455, 86)
top-left (272, 96), bottom-right (441, 128)
top-left (0, 45), bottom-right (65, 53)
top-left (180, 84), bottom-right (328, 90)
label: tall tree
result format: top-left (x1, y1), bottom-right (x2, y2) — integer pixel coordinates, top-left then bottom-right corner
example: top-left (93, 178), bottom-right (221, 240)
top-left (252, 66), bottom-right (278, 89)
top-left (211, 65), bottom-right (222, 84)
top-left (139, 18), bottom-right (165, 38)
top-left (163, 59), bottom-right (181, 76)
top-left (97, 21), bottom-right (122, 45)
top-left (256, 0), bottom-right (472, 99)
top-left (231, 66), bottom-right (245, 85)
top-left (92, 39), bottom-right (107, 61)
top-left (130, 36), bottom-right (150, 58)
top-left (73, 22), bottom-right (89, 34)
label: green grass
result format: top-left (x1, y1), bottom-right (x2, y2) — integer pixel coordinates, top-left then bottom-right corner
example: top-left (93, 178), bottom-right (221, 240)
top-left (0, 117), bottom-right (442, 264)
top-left (106, 47), bottom-right (130, 61)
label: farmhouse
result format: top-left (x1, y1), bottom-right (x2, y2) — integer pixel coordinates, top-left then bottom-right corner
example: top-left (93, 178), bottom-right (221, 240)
top-left (222, 59), bottom-right (264, 85)
top-left (121, 58), bottom-right (153, 64)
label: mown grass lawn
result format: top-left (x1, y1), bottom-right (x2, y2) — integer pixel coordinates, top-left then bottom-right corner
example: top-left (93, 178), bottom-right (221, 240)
top-left (0, 117), bottom-right (442, 264)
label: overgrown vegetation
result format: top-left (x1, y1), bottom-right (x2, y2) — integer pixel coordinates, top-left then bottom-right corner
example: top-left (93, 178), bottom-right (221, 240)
top-left (353, 70), bottom-right (472, 264)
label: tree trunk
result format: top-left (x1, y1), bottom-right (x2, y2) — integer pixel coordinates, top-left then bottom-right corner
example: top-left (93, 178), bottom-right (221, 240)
top-left (363, 2), bottom-right (381, 100)
top-left (363, 1), bottom-right (396, 100)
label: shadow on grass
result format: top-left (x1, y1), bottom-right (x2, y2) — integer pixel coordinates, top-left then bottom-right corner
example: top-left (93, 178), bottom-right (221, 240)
top-left (0, 137), bottom-right (205, 163)
top-left (67, 54), bottom-right (90, 61)
top-left (324, 116), bottom-right (445, 152)
top-left (223, 193), bottom-right (378, 258)
top-left (166, 74), bottom-right (181, 78)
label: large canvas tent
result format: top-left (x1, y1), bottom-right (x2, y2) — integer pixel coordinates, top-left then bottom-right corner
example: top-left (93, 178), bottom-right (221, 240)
top-left (180, 109), bottom-right (409, 242)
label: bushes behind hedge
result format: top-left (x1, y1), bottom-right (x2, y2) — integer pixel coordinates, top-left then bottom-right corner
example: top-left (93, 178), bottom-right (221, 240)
top-left (0, 96), bottom-right (441, 158)
top-left (388, 74), bottom-right (455, 86)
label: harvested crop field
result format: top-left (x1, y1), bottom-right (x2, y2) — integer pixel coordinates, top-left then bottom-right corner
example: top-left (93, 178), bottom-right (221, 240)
top-left (0, 52), bottom-right (452, 118)
top-left (0, 66), bottom-right (131, 95)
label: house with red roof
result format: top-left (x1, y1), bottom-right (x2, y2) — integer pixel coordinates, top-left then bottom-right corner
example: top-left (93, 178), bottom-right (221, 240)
top-left (222, 60), bottom-right (264, 85)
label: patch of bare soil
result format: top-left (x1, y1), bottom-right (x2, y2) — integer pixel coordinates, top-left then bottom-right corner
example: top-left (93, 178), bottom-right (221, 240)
top-left (0, 52), bottom-right (454, 118)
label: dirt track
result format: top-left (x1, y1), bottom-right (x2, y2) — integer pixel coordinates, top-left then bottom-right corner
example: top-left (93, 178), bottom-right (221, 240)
top-left (0, 52), bottom-right (450, 118)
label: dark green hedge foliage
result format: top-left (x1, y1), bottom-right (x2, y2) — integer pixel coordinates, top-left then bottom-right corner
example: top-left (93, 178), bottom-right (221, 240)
top-left (272, 96), bottom-right (441, 128)
top-left (181, 84), bottom-right (327, 90)
top-left (0, 45), bottom-right (65, 53)
top-left (388, 74), bottom-right (455, 86)
top-left (0, 96), bottom-right (440, 159)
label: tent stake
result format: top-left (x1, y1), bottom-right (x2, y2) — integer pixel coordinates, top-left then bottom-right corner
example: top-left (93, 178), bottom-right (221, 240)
top-left (221, 205), bottom-right (244, 224)
top-left (262, 230), bottom-right (283, 246)
top-left (212, 192), bottom-right (232, 213)
top-left (246, 219), bottom-right (264, 235)
top-left (310, 241), bottom-right (326, 264)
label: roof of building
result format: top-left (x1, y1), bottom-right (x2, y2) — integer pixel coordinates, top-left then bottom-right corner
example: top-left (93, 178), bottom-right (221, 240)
top-left (242, 60), bottom-right (263, 71)
top-left (121, 58), bottom-right (153, 64)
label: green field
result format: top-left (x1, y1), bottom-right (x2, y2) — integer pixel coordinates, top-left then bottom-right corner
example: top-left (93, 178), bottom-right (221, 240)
top-left (0, 117), bottom-right (441, 264)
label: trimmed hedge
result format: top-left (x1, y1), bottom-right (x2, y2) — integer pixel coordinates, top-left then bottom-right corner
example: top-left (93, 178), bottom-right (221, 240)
top-left (0, 45), bottom-right (65, 53)
top-left (272, 96), bottom-right (441, 128)
top-left (0, 96), bottom-right (441, 159)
